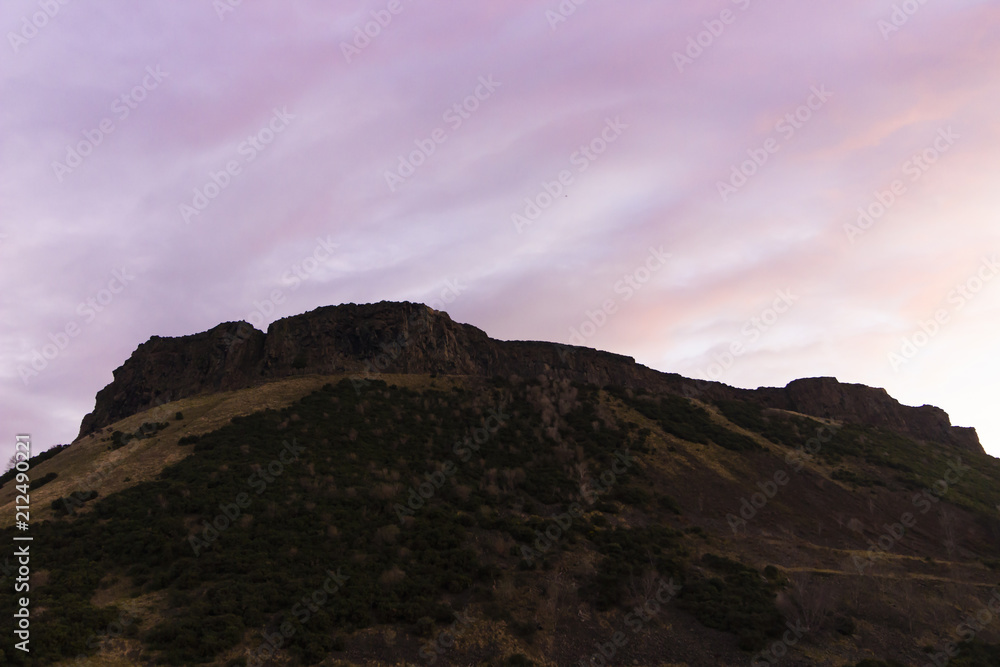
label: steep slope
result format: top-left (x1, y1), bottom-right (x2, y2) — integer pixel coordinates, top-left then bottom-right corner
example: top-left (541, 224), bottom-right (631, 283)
top-left (1, 302), bottom-right (997, 667)
top-left (4, 372), bottom-right (1000, 667)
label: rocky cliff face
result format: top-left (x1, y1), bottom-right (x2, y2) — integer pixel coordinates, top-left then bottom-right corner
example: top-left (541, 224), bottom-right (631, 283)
top-left (77, 301), bottom-right (983, 455)
top-left (751, 377), bottom-right (982, 453)
top-left (77, 302), bottom-right (660, 437)
top-left (77, 321), bottom-right (266, 436)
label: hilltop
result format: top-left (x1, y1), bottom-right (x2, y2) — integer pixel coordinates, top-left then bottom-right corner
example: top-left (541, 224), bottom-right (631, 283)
top-left (2, 302), bottom-right (998, 667)
top-left (79, 301), bottom-right (980, 454)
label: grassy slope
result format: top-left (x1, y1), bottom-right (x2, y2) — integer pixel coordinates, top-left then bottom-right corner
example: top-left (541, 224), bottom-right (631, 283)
top-left (2, 376), bottom-right (1000, 666)
top-left (0, 374), bottom-right (464, 529)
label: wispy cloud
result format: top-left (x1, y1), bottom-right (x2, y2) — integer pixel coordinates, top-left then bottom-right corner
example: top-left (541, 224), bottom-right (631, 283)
top-left (1, 0), bottom-right (998, 455)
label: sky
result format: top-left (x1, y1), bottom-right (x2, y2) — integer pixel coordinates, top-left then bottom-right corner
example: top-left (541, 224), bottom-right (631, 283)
top-left (1, 1), bottom-right (998, 460)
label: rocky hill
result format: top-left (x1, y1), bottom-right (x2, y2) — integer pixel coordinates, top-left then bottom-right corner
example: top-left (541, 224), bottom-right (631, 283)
top-left (4, 301), bottom-right (1000, 667)
top-left (78, 301), bottom-right (981, 455)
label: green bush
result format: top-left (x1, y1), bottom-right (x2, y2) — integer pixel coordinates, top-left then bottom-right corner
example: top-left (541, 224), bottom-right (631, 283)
top-left (715, 399), bottom-right (819, 448)
top-left (952, 641), bottom-right (1000, 666)
top-left (677, 555), bottom-right (785, 651)
top-left (835, 615), bottom-right (857, 636)
top-left (0, 444), bottom-right (69, 488)
top-left (0, 378), bottom-right (663, 664)
top-left (657, 494), bottom-right (682, 514)
top-left (110, 421), bottom-right (168, 450)
top-left (615, 392), bottom-right (761, 452)
top-left (50, 490), bottom-right (99, 516)
top-left (29, 471), bottom-right (58, 490)
top-left (586, 526), bottom-right (685, 610)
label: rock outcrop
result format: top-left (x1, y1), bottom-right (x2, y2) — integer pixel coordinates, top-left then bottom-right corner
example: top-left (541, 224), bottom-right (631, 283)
top-left (751, 377), bottom-right (982, 453)
top-left (77, 301), bottom-right (983, 455)
top-left (77, 322), bottom-right (266, 436)
top-left (78, 302), bottom-right (660, 437)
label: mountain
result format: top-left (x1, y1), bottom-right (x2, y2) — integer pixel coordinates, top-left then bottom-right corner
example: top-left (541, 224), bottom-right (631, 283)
top-left (79, 301), bottom-right (981, 455)
top-left (2, 301), bottom-right (999, 667)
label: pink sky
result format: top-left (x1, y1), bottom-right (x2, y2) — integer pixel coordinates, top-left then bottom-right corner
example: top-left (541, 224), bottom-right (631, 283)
top-left (2, 0), bottom-right (998, 458)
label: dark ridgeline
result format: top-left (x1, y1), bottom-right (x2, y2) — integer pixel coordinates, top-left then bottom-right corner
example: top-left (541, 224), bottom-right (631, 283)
top-left (79, 301), bottom-right (980, 454)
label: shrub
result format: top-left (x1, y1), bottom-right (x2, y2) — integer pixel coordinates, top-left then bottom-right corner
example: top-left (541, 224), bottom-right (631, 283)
top-left (657, 494), bottom-right (682, 514)
top-left (0, 378), bottom-right (643, 664)
top-left (952, 641), bottom-right (1000, 666)
top-left (50, 490), bottom-right (99, 516)
top-left (0, 444), bottom-right (69, 488)
top-left (617, 393), bottom-right (761, 452)
top-left (510, 619), bottom-right (538, 643)
top-left (111, 422), bottom-right (168, 450)
top-left (615, 485), bottom-right (651, 506)
top-left (677, 555), bottom-right (785, 651)
top-left (835, 615), bottom-right (857, 636)
top-left (29, 471), bottom-right (58, 490)
top-left (831, 469), bottom-right (873, 487)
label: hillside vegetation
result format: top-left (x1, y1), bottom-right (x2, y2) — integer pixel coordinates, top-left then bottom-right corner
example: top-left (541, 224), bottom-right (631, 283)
top-left (3, 373), bottom-right (1000, 666)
